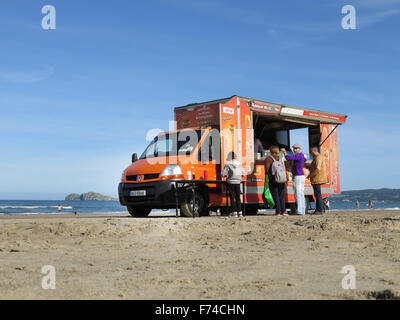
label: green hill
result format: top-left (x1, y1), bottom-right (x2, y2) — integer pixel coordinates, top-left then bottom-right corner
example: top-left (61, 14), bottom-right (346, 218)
top-left (331, 188), bottom-right (400, 202)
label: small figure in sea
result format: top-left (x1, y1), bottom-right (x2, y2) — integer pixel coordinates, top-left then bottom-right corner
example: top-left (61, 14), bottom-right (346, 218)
top-left (356, 200), bottom-right (360, 211)
top-left (57, 204), bottom-right (62, 213)
top-left (323, 198), bottom-right (330, 213)
top-left (73, 211), bottom-right (78, 215)
top-left (369, 200), bottom-right (374, 210)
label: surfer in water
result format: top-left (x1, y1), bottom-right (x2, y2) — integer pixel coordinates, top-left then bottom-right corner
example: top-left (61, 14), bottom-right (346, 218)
top-left (57, 204), bottom-right (62, 213)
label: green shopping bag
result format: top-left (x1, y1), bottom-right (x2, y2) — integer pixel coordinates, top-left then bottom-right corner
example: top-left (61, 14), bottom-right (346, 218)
top-left (264, 174), bottom-right (275, 208)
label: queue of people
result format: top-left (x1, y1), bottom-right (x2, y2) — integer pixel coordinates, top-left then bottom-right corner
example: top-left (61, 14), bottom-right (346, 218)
top-left (221, 142), bottom-right (330, 216)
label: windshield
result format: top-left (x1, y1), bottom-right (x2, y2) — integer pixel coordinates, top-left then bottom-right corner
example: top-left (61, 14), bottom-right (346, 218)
top-left (140, 130), bottom-right (202, 159)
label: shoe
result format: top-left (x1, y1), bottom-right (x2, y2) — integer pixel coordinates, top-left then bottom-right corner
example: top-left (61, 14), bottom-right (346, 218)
top-left (282, 212), bottom-right (288, 216)
top-left (313, 211), bottom-right (323, 215)
top-left (238, 211), bottom-right (243, 217)
top-left (275, 213), bottom-right (281, 216)
top-left (229, 211), bottom-right (238, 217)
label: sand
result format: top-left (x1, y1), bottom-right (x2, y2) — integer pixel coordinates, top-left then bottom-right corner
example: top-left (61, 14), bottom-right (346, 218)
top-left (0, 210), bottom-right (399, 300)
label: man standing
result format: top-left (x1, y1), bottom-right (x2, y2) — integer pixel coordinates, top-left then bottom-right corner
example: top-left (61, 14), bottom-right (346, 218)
top-left (309, 146), bottom-right (329, 215)
top-left (281, 144), bottom-right (307, 215)
top-left (221, 151), bottom-right (245, 217)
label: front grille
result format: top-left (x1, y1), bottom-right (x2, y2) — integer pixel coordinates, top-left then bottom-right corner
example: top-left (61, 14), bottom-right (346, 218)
top-left (126, 173), bottom-right (159, 182)
top-left (144, 173), bottom-right (159, 180)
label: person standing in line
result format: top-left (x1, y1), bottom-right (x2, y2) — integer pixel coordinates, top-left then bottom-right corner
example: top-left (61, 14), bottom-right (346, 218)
top-left (265, 146), bottom-right (288, 216)
top-left (281, 144), bottom-right (307, 215)
top-left (356, 200), bottom-right (360, 211)
top-left (221, 151), bottom-right (245, 217)
top-left (309, 146), bottom-right (329, 215)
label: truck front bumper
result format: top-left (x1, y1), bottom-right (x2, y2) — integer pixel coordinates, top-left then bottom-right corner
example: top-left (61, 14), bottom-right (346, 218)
top-left (118, 181), bottom-right (177, 209)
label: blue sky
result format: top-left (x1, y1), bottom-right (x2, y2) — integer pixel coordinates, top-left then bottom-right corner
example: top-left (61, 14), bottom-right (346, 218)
top-left (0, 0), bottom-right (399, 199)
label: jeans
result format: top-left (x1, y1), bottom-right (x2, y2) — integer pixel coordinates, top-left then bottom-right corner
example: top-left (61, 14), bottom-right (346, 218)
top-left (294, 175), bottom-right (306, 215)
top-left (269, 182), bottom-right (286, 214)
top-left (227, 183), bottom-right (242, 212)
top-left (312, 184), bottom-right (324, 212)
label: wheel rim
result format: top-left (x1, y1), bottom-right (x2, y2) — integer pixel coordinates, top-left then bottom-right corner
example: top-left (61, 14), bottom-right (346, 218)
top-left (189, 194), bottom-right (203, 217)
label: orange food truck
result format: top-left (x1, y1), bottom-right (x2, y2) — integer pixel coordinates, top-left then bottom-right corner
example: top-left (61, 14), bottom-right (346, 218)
top-left (119, 95), bottom-right (347, 217)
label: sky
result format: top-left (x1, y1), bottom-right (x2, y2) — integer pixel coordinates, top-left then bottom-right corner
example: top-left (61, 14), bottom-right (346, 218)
top-left (0, 0), bottom-right (399, 199)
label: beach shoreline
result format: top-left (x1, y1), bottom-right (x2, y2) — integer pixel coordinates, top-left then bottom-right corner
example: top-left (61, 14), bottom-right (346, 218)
top-left (1, 210), bottom-right (399, 299)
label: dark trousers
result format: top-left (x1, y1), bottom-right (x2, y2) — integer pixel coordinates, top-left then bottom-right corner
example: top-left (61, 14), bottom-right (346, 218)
top-left (312, 184), bottom-right (324, 212)
top-left (269, 182), bottom-right (286, 214)
top-left (227, 183), bottom-right (242, 212)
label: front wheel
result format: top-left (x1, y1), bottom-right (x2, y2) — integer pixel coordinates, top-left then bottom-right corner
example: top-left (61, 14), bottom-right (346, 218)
top-left (127, 206), bottom-right (151, 217)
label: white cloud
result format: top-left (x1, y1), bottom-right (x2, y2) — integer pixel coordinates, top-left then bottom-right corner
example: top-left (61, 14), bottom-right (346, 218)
top-left (358, 9), bottom-right (400, 27)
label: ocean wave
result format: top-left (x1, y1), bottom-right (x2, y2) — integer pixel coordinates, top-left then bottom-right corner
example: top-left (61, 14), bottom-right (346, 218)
top-left (0, 211), bottom-right (128, 216)
top-left (330, 208), bottom-right (400, 211)
top-left (0, 206), bottom-right (73, 209)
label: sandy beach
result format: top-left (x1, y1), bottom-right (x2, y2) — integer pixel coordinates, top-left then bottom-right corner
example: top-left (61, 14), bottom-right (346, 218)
top-left (0, 210), bottom-right (399, 300)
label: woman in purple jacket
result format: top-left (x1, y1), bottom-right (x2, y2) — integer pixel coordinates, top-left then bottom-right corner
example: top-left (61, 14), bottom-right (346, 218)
top-left (281, 144), bottom-right (307, 215)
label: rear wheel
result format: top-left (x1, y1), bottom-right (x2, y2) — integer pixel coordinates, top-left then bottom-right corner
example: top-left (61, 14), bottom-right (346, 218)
top-left (180, 190), bottom-right (208, 217)
top-left (287, 197), bottom-right (310, 215)
top-left (127, 206), bottom-right (151, 217)
top-left (219, 206), bottom-right (232, 216)
top-left (288, 202), bottom-right (297, 215)
top-left (245, 204), bottom-right (259, 215)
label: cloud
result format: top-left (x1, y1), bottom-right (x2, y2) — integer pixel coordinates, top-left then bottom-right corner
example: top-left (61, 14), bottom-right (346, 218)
top-left (353, 0), bottom-right (400, 8)
top-left (357, 9), bottom-right (400, 27)
top-left (0, 65), bottom-right (54, 83)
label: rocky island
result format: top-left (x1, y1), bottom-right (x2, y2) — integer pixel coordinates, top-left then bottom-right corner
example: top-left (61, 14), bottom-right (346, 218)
top-left (65, 192), bottom-right (118, 201)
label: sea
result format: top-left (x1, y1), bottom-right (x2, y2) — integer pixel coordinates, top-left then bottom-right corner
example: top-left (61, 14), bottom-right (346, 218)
top-left (0, 200), bottom-right (127, 216)
top-left (0, 199), bottom-right (399, 216)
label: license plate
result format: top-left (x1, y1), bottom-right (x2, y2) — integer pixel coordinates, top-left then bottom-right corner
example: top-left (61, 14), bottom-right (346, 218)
top-left (130, 190), bottom-right (146, 197)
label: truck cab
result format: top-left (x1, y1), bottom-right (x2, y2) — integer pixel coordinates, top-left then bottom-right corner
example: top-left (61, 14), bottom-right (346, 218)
top-left (119, 128), bottom-right (220, 217)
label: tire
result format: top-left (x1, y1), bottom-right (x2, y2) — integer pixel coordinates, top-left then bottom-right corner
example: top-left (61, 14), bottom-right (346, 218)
top-left (245, 205), bottom-right (258, 215)
top-left (219, 206), bottom-right (232, 216)
top-left (180, 189), bottom-right (208, 217)
top-left (305, 197), bottom-right (310, 215)
top-left (287, 197), bottom-right (310, 215)
top-left (288, 202), bottom-right (297, 215)
top-left (127, 206), bottom-right (151, 217)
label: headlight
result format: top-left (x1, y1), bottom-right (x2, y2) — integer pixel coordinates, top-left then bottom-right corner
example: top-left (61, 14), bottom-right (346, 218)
top-left (121, 168), bottom-right (128, 181)
top-left (160, 165), bottom-right (183, 180)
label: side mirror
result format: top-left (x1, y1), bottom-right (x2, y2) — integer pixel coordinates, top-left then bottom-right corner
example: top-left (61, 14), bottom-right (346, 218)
top-left (132, 153), bottom-right (138, 163)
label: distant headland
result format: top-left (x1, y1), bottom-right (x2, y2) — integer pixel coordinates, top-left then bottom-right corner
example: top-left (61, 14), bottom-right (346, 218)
top-left (331, 188), bottom-right (400, 202)
top-left (65, 192), bottom-right (118, 201)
